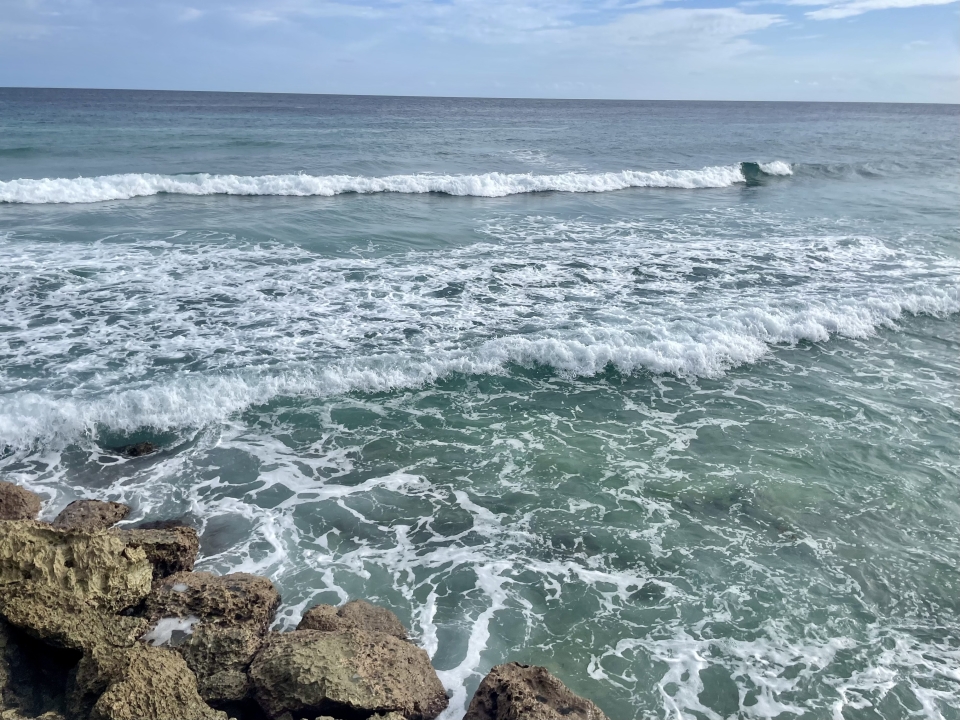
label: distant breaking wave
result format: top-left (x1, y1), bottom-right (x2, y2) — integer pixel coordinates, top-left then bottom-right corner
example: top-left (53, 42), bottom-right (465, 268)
top-left (0, 161), bottom-right (792, 204)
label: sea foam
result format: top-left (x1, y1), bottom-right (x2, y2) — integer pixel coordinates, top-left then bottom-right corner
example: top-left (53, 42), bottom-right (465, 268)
top-left (0, 162), bottom-right (790, 204)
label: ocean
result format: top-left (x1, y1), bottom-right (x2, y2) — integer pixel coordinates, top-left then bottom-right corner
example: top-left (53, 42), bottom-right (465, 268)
top-left (1, 88), bottom-right (958, 719)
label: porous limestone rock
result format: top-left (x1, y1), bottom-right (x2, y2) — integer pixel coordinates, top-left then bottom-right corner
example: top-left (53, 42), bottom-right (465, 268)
top-left (143, 571), bottom-right (280, 632)
top-left (0, 521), bottom-right (151, 614)
top-left (141, 571), bottom-right (281, 703)
top-left (0, 584), bottom-right (147, 652)
top-left (111, 524), bottom-right (199, 580)
top-left (298, 599), bottom-right (408, 640)
top-left (249, 628), bottom-right (448, 720)
top-left (0, 483), bottom-right (41, 522)
top-left (53, 500), bottom-right (130, 533)
top-left (80, 645), bottom-right (226, 720)
top-left (464, 663), bottom-right (609, 720)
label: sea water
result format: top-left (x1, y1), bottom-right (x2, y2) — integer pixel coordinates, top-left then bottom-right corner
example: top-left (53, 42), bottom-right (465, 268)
top-left (1, 89), bottom-right (958, 719)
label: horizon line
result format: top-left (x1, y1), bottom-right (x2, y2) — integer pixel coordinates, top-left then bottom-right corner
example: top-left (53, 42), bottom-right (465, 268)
top-left (1, 85), bottom-right (957, 107)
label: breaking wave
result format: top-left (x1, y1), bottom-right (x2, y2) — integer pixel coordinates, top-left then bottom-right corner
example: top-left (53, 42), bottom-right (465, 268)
top-left (0, 162), bottom-right (791, 204)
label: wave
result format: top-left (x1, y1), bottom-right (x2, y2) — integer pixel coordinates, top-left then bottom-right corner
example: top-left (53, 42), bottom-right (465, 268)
top-left (1, 286), bottom-right (956, 452)
top-left (0, 162), bottom-right (791, 204)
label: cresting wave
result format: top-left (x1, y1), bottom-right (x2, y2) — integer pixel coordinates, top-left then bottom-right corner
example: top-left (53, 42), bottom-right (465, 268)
top-left (0, 161), bottom-right (792, 204)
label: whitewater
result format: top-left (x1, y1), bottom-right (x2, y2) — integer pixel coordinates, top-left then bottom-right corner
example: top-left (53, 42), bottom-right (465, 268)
top-left (0, 161), bottom-right (792, 204)
top-left (1, 90), bottom-right (958, 720)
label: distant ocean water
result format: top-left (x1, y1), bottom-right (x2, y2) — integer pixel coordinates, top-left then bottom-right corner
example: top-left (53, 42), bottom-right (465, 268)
top-left (1, 88), bottom-right (958, 719)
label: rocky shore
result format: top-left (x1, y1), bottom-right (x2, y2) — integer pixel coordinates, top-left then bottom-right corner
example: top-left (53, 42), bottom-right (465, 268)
top-left (0, 480), bottom-right (610, 720)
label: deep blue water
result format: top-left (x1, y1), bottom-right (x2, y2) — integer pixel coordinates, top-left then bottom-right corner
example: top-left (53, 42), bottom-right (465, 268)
top-left (1, 89), bottom-right (959, 719)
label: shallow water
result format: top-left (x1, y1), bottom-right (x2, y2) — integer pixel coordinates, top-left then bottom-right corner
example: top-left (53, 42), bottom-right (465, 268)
top-left (1, 89), bottom-right (959, 719)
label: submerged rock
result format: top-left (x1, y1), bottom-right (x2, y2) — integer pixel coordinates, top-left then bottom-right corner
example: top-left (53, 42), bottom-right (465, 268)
top-left (111, 524), bottom-right (199, 580)
top-left (0, 521), bottom-right (152, 614)
top-left (249, 628), bottom-right (448, 720)
top-left (464, 663), bottom-right (609, 720)
top-left (141, 571), bottom-right (281, 703)
top-left (53, 500), bottom-right (130, 533)
top-left (111, 442), bottom-right (158, 458)
top-left (0, 482), bottom-right (41, 522)
top-left (298, 599), bottom-right (408, 640)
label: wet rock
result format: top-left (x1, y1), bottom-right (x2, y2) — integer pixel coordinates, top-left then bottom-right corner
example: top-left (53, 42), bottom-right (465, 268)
top-left (249, 628), bottom-right (448, 720)
top-left (0, 521), bottom-right (152, 614)
top-left (141, 572), bottom-right (281, 703)
top-left (111, 524), bottom-right (199, 580)
top-left (74, 645), bottom-right (226, 720)
top-left (0, 482), bottom-right (41, 522)
top-left (112, 442), bottom-right (158, 458)
top-left (298, 599), bottom-right (408, 640)
top-left (53, 500), bottom-right (130, 532)
top-left (464, 663), bottom-right (609, 720)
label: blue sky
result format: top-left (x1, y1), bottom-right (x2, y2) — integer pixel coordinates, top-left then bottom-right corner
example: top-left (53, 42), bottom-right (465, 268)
top-left (1, 0), bottom-right (957, 102)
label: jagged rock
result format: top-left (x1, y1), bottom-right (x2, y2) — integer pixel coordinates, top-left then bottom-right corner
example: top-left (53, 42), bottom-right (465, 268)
top-left (0, 521), bottom-right (152, 614)
top-left (298, 599), bottom-right (408, 640)
top-left (53, 500), bottom-right (130, 532)
top-left (1, 614), bottom-right (81, 719)
top-left (249, 628), bottom-right (448, 720)
top-left (0, 584), bottom-right (147, 652)
top-left (143, 571), bottom-right (280, 632)
top-left (73, 645), bottom-right (226, 720)
top-left (141, 572), bottom-right (280, 703)
top-left (111, 524), bottom-right (199, 580)
top-left (464, 663), bottom-right (609, 720)
top-left (0, 483), bottom-right (41, 522)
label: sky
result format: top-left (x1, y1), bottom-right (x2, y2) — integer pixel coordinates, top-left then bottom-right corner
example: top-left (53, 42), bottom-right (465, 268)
top-left (0, 0), bottom-right (957, 102)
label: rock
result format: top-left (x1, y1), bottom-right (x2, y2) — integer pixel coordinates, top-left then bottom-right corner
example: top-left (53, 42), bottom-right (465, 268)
top-left (249, 628), bottom-right (448, 720)
top-left (0, 585), bottom-right (147, 652)
top-left (1, 614), bottom-right (84, 719)
top-left (298, 599), bottom-right (408, 640)
top-left (464, 663), bottom-right (609, 720)
top-left (52, 500), bottom-right (130, 532)
top-left (76, 645), bottom-right (226, 720)
top-left (143, 571), bottom-right (280, 632)
top-left (0, 521), bottom-right (152, 614)
top-left (0, 482), bottom-right (41, 522)
top-left (112, 442), bottom-right (158, 458)
top-left (111, 524), bottom-right (199, 580)
top-left (141, 572), bottom-right (280, 703)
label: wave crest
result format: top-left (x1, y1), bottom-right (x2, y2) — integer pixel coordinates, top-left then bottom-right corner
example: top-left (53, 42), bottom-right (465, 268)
top-left (0, 162), bottom-right (791, 204)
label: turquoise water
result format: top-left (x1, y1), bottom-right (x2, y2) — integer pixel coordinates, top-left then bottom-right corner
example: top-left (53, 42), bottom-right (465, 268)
top-left (1, 89), bottom-right (959, 719)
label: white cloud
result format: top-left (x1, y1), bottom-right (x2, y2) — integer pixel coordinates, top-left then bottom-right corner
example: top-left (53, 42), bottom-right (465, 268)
top-left (594, 7), bottom-right (782, 48)
top-left (806, 0), bottom-right (958, 19)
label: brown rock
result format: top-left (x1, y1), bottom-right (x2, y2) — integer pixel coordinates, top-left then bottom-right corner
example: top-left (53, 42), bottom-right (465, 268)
top-left (141, 571), bottom-right (280, 703)
top-left (298, 599), bottom-right (408, 640)
top-left (249, 628), bottom-right (448, 720)
top-left (0, 585), bottom-right (147, 652)
top-left (0, 482), bottom-right (41, 522)
top-left (77, 645), bottom-right (226, 720)
top-left (142, 571), bottom-right (280, 632)
top-left (52, 500), bottom-right (130, 532)
top-left (111, 525), bottom-right (199, 580)
top-left (464, 663), bottom-right (609, 720)
top-left (0, 521), bottom-right (152, 614)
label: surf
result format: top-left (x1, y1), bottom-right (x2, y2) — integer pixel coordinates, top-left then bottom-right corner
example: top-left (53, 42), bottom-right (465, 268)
top-left (0, 162), bottom-right (792, 204)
